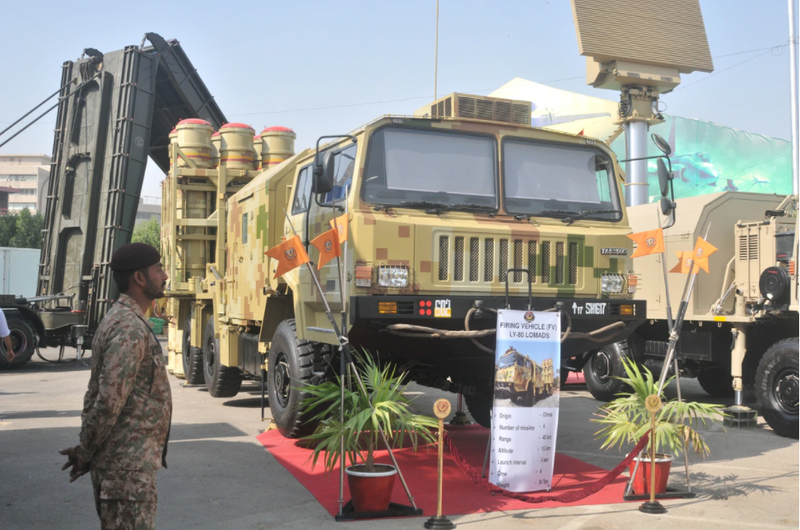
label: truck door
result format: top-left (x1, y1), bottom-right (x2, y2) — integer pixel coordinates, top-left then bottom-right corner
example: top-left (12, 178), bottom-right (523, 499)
top-left (297, 143), bottom-right (357, 316)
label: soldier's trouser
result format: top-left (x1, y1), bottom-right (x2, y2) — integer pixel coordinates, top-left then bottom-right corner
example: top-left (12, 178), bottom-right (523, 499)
top-left (91, 468), bottom-right (158, 530)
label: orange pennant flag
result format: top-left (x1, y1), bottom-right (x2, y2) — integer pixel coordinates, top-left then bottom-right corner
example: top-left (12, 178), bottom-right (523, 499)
top-left (669, 251), bottom-right (694, 274)
top-left (264, 235), bottom-right (310, 279)
top-left (310, 228), bottom-right (341, 270)
top-left (329, 214), bottom-right (349, 243)
top-left (627, 228), bottom-right (665, 258)
top-left (690, 237), bottom-right (718, 273)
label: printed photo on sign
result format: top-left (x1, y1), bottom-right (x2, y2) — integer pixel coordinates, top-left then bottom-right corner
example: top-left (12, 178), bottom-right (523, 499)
top-left (493, 343), bottom-right (559, 409)
top-left (490, 309), bottom-right (561, 493)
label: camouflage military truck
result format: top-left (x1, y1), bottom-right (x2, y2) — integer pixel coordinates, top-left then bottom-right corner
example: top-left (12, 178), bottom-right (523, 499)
top-left (612, 191), bottom-right (798, 438)
top-left (495, 347), bottom-right (535, 403)
top-left (495, 346), bottom-right (553, 405)
top-left (164, 93), bottom-right (648, 435)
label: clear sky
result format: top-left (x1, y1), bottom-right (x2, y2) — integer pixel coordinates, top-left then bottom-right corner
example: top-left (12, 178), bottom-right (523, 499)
top-left (0, 0), bottom-right (796, 199)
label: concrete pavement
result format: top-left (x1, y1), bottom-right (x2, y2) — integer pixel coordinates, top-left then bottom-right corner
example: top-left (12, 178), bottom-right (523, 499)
top-left (0, 343), bottom-right (796, 529)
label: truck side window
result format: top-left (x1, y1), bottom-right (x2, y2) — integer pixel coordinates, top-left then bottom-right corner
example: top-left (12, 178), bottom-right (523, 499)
top-left (320, 144), bottom-right (357, 206)
top-left (292, 166), bottom-right (312, 214)
top-left (242, 213), bottom-right (248, 244)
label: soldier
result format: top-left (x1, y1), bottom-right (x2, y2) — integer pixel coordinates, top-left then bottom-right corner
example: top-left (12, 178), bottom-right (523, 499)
top-left (60, 243), bottom-right (171, 530)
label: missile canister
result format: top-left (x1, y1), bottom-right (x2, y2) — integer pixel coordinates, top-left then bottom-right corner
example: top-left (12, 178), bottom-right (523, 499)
top-left (219, 122), bottom-right (255, 169)
top-left (260, 126), bottom-right (296, 169)
top-left (175, 118), bottom-right (213, 168)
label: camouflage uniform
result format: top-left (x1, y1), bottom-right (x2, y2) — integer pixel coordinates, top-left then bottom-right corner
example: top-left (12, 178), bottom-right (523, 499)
top-left (76, 293), bottom-right (172, 530)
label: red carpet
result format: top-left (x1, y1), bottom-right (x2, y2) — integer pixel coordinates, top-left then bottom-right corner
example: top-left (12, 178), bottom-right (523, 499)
top-left (257, 424), bottom-right (628, 517)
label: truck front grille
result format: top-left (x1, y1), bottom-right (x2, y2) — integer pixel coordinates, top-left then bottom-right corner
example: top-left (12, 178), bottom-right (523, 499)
top-left (436, 234), bottom-right (580, 286)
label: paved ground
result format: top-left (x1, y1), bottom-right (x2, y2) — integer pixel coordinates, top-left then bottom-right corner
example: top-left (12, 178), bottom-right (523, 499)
top-left (1, 342), bottom-right (797, 529)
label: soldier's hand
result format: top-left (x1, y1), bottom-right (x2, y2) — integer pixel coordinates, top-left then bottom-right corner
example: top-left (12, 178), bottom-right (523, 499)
top-left (59, 447), bottom-right (90, 482)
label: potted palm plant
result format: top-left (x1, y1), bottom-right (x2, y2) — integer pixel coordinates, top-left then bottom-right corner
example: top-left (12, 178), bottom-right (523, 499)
top-left (592, 357), bottom-right (726, 494)
top-left (299, 352), bottom-right (438, 512)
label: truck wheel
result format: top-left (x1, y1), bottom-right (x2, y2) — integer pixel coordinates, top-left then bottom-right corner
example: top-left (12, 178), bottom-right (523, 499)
top-left (697, 364), bottom-right (734, 398)
top-left (182, 319), bottom-right (205, 385)
top-left (0, 314), bottom-right (36, 370)
top-left (203, 319), bottom-right (242, 398)
top-left (464, 390), bottom-right (492, 428)
top-left (526, 383), bottom-right (534, 406)
top-left (267, 320), bottom-right (319, 438)
top-left (583, 341), bottom-right (631, 402)
top-left (756, 338), bottom-right (798, 439)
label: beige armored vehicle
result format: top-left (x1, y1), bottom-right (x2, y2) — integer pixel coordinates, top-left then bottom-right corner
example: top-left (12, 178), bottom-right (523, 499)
top-left (163, 93), bottom-right (648, 436)
top-left (597, 187), bottom-right (798, 438)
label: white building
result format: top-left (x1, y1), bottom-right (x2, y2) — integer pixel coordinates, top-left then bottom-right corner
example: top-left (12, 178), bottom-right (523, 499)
top-left (0, 154), bottom-right (50, 213)
top-left (136, 197), bottom-right (161, 226)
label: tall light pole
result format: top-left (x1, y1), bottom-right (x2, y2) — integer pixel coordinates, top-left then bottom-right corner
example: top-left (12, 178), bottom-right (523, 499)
top-left (434, 0), bottom-right (440, 101)
top-left (789, 0), bottom-right (799, 194)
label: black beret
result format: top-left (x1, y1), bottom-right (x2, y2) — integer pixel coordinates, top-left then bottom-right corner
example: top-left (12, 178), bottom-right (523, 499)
top-left (109, 243), bottom-right (161, 272)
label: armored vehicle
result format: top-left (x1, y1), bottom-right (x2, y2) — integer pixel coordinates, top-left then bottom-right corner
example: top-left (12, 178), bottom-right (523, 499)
top-left (165, 92), bottom-right (648, 435)
top-left (495, 346), bottom-right (553, 405)
top-left (598, 191), bottom-right (798, 438)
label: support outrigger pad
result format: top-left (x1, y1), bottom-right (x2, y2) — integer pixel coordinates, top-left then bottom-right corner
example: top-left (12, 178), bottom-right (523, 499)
top-left (334, 501), bottom-right (422, 522)
top-left (722, 406), bottom-right (758, 429)
top-left (424, 515), bottom-right (456, 529)
top-left (449, 411), bottom-right (471, 426)
top-left (639, 500), bottom-right (668, 514)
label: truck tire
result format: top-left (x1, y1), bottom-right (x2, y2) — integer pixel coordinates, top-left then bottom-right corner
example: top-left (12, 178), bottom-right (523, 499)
top-left (0, 314), bottom-right (36, 370)
top-left (583, 341), bottom-right (631, 402)
top-left (756, 338), bottom-right (798, 439)
top-left (203, 319), bottom-right (242, 398)
top-left (697, 364), bottom-right (734, 398)
top-left (182, 319), bottom-right (205, 385)
top-left (464, 391), bottom-right (492, 428)
top-left (267, 320), bottom-right (319, 438)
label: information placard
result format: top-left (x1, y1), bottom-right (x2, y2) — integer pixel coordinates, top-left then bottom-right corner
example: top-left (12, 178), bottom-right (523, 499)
top-left (489, 310), bottom-right (561, 492)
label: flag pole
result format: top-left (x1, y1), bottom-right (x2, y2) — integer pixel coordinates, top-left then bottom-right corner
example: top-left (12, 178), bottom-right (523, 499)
top-left (329, 178), bottom-right (348, 517)
top-left (281, 209), bottom-right (419, 511)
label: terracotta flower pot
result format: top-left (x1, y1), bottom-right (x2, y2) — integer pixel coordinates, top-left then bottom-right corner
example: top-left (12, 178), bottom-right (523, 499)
top-left (346, 464), bottom-right (397, 512)
top-left (629, 453), bottom-right (674, 495)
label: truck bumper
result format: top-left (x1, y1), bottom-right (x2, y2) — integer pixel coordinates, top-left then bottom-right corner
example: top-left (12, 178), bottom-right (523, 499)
top-left (349, 295), bottom-right (646, 359)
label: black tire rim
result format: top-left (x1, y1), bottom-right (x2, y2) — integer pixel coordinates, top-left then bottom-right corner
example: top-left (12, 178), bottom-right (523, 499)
top-left (591, 350), bottom-right (612, 383)
top-left (205, 336), bottom-right (216, 379)
top-left (273, 351), bottom-right (291, 408)
top-left (773, 367), bottom-right (799, 415)
top-left (9, 329), bottom-right (27, 359)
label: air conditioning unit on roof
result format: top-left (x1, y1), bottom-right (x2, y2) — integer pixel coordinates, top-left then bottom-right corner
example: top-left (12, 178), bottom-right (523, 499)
top-left (414, 93), bottom-right (531, 126)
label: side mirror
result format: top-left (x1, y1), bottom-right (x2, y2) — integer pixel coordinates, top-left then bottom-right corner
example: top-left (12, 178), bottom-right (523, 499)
top-left (651, 133), bottom-right (672, 157)
top-left (657, 157), bottom-right (672, 197)
top-left (660, 196), bottom-right (676, 216)
top-left (312, 150), bottom-right (335, 194)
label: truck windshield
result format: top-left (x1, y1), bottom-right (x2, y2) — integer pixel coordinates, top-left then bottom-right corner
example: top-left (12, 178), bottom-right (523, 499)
top-left (503, 139), bottom-right (622, 222)
top-left (362, 127), bottom-right (497, 211)
top-left (498, 353), bottom-right (516, 368)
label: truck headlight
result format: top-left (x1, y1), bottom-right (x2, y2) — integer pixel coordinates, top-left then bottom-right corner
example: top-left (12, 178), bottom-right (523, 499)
top-left (601, 273), bottom-right (625, 294)
top-left (377, 265), bottom-right (409, 288)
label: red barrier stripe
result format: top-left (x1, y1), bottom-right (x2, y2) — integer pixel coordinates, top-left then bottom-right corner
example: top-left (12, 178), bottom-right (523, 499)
top-left (443, 431), bottom-right (649, 504)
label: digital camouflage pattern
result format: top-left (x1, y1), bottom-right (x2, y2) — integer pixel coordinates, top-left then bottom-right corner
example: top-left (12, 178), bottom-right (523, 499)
top-left (77, 293), bottom-right (171, 529)
top-left (91, 467), bottom-right (157, 530)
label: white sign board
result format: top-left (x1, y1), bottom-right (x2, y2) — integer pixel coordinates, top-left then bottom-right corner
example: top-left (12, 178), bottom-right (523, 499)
top-left (489, 310), bottom-right (561, 492)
